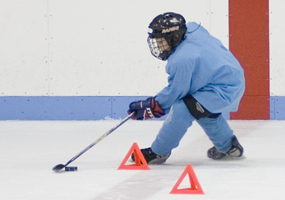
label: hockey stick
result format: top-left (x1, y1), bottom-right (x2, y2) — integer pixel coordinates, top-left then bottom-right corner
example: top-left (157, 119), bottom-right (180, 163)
top-left (52, 112), bottom-right (135, 172)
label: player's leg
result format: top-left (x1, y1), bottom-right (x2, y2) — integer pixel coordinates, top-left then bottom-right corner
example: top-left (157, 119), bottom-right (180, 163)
top-left (183, 94), bottom-right (243, 159)
top-left (196, 115), bottom-right (243, 159)
top-left (150, 100), bottom-right (195, 159)
top-left (131, 100), bottom-right (195, 164)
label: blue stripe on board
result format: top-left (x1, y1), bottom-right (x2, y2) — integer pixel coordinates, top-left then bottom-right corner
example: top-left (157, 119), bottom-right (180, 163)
top-left (0, 96), bottom-right (111, 120)
top-left (2, 96), bottom-right (283, 120)
top-left (270, 96), bottom-right (285, 120)
top-left (0, 96), bottom-right (149, 120)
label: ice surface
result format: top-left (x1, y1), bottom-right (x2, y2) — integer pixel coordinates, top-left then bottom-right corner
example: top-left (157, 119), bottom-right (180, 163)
top-left (1, 120), bottom-right (285, 199)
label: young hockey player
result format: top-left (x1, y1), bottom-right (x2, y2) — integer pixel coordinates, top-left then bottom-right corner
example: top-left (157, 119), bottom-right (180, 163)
top-left (128, 12), bottom-right (245, 164)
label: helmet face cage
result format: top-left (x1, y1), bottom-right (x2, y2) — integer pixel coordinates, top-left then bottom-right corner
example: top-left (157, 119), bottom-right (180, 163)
top-left (147, 37), bottom-right (172, 61)
top-left (147, 12), bottom-right (187, 60)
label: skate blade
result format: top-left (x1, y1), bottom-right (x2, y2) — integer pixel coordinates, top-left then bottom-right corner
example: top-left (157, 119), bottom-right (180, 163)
top-left (216, 155), bottom-right (246, 161)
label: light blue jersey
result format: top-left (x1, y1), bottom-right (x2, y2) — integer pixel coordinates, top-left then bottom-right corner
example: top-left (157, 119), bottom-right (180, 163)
top-left (151, 22), bottom-right (245, 156)
top-left (155, 22), bottom-right (245, 113)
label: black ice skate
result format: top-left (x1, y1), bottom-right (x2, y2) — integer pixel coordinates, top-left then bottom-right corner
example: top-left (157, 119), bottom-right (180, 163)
top-left (131, 147), bottom-right (170, 164)
top-left (207, 135), bottom-right (244, 160)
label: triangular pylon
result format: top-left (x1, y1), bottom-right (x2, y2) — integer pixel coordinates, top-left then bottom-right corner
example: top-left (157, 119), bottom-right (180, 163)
top-left (170, 164), bottom-right (204, 194)
top-left (118, 143), bottom-right (150, 170)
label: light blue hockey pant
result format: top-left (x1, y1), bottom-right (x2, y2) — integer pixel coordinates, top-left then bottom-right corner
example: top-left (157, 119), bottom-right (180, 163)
top-left (151, 100), bottom-right (234, 156)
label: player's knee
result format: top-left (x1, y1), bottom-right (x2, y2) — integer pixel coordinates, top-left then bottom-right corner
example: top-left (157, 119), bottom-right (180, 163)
top-left (183, 95), bottom-right (221, 119)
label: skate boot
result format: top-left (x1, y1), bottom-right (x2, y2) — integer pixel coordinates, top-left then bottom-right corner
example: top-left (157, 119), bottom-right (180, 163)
top-left (131, 147), bottom-right (170, 164)
top-left (207, 135), bottom-right (244, 160)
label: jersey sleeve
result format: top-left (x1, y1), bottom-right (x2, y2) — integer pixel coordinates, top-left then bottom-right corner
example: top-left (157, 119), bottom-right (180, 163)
top-left (155, 61), bottom-right (193, 111)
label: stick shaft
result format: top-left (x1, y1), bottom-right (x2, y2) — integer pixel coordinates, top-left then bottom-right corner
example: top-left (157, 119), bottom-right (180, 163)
top-left (64, 112), bottom-right (134, 166)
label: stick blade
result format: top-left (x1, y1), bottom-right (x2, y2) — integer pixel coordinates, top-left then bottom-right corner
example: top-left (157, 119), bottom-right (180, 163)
top-left (52, 164), bottom-right (65, 172)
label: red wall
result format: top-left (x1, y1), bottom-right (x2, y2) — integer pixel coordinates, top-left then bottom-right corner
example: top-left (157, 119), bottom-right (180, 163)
top-left (229, 0), bottom-right (270, 120)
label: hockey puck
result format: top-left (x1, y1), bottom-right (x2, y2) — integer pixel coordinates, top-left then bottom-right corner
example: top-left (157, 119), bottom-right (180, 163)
top-left (65, 166), bottom-right (78, 171)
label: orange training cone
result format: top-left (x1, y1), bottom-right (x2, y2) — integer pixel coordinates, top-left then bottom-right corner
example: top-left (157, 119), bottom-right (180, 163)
top-left (118, 142), bottom-right (150, 170)
top-left (170, 164), bottom-right (204, 194)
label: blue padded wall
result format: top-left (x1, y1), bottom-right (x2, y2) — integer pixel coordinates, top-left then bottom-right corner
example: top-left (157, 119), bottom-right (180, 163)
top-left (1, 96), bottom-right (283, 120)
top-left (0, 96), bottom-right (111, 120)
top-left (270, 96), bottom-right (285, 120)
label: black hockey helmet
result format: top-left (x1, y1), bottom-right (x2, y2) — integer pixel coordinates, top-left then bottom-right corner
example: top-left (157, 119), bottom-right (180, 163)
top-left (147, 12), bottom-right (187, 61)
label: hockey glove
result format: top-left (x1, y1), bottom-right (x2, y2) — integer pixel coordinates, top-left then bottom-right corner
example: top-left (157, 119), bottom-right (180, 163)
top-left (128, 97), bottom-right (165, 120)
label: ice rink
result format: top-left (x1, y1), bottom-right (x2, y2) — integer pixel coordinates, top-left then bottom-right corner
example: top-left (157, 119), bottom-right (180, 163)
top-left (1, 119), bottom-right (285, 200)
